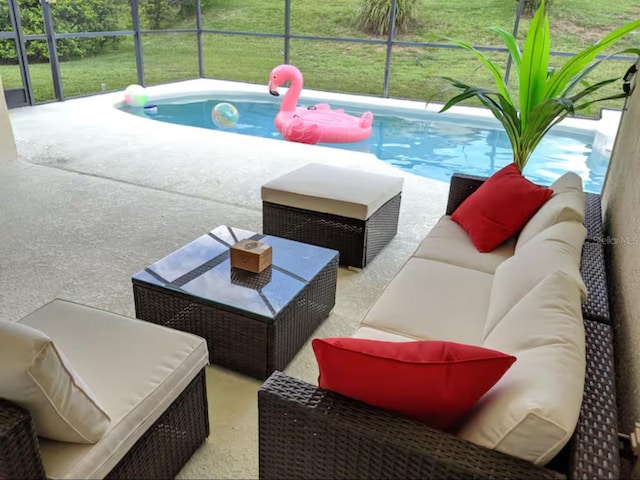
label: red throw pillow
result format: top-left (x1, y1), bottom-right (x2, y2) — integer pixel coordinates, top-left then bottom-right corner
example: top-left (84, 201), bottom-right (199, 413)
top-left (451, 163), bottom-right (552, 252)
top-left (312, 337), bottom-right (516, 431)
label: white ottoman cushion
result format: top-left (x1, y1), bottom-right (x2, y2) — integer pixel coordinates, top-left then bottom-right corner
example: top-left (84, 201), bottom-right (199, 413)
top-left (18, 299), bottom-right (209, 480)
top-left (261, 163), bottom-right (404, 220)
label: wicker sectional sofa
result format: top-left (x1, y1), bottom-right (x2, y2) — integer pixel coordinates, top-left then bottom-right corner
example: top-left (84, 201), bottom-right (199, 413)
top-left (259, 173), bottom-right (618, 480)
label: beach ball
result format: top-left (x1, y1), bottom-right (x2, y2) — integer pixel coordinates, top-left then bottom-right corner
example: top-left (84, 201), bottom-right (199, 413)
top-left (124, 84), bottom-right (148, 107)
top-left (211, 102), bottom-right (239, 128)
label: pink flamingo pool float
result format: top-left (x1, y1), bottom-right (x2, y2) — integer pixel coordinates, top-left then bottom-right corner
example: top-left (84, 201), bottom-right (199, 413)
top-left (268, 64), bottom-right (374, 145)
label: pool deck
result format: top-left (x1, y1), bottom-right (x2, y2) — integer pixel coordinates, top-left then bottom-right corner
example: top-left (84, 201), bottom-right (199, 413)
top-left (0, 79), bottom-right (621, 478)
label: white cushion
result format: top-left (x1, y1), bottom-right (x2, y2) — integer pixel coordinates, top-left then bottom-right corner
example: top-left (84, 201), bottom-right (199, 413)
top-left (18, 300), bottom-right (209, 480)
top-left (361, 257), bottom-right (492, 345)
top-left (412, 215), bottom-right (515, 274)
top-left (459, 271), bottom-right (585, 466)
top-left (0, 320), bottom-right (110, 444)
top-left (261, 162), bottom-right (404, 220)
top-left (516, 172), bottom-right (584, 251)
top-left (483, 220), bottom-right (587, 340)
top-left (352, 325), bottom-right (418, 342)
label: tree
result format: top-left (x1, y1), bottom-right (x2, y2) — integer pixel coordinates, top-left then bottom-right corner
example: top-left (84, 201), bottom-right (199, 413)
top-left (0, 0), bottom-right (126, 63)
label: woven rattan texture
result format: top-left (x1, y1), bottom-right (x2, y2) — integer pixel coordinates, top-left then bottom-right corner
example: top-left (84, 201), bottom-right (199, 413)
top-left (445, 173), bottom-right (487, 215)
top-left (584, 193), bottom-right (604, 243)
top-left (134, 256), bottom-right (337, 379)
top-left (0, 400), bottom-right (46, 480)
top-left (105, 369), bottom-right (209, 479)
top-left (263, 194), bottom-right (401, 268)
top-left (258, 372), bottom-right (564, 480)
top-left (270, 256), bottom-right (338, 373)
top-left (0, 370), bottom-right (208, 480)
top-left (569, 320), bottom-right (620, 479)
top-left (581, 241), bottom-right (610, 324)
top-left (135, 284), bottom-right (269, 379)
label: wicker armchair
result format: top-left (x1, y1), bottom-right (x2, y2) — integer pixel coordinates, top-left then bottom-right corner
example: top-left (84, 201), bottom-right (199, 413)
top-left (0, 301), bottom-right (210, 480)
top-left (258, 173), bottom-right (619, 480)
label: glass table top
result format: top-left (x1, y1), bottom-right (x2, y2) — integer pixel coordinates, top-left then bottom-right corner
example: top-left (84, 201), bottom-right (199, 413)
top-left (132, 225), bottom-right (338, 321)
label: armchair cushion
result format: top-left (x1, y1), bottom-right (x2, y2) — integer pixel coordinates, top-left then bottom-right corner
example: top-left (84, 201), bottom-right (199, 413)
top-left (312, 337), bottom-right (515, 431)
top-left (0, 320), bottom-right (110, 444)
top-left (451, 163), bottom-right (552, 253)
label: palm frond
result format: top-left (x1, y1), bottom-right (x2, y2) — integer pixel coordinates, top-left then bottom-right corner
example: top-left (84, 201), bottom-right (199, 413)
top-left (519, 0), bottom-right (550, 128)
top-left (490, 27), bottom-right (522, 74)
top-left (437, 36), bottom-right (512, 103)
top-left (544, 19), bottom-right (640, 98)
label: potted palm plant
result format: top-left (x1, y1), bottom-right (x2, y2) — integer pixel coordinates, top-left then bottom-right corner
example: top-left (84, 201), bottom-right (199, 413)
top-left (437, 0), bottom-right (640, 171)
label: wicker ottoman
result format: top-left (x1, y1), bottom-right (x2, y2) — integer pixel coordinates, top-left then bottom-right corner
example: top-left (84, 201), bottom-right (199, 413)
top-left (262, 163), bottom-right (404, 268)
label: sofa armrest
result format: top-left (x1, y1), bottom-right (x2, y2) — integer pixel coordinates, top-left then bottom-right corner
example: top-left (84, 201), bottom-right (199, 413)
top-left (0, 400), bottom-right (46, 479)
top-left (446, 173), bottom-right (487, 215)
top-left (567, 320), bottom-right (620, 480)
top-left (584, 193), bottom-right (604, 243)
top-left (581, 241), bottom-right (611, 324)
top-left (258, 371), bottom-right (564, 480)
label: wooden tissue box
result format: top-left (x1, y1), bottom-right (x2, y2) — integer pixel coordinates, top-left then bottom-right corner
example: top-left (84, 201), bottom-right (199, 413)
top-left (230, 239), bottom-right (272, 273)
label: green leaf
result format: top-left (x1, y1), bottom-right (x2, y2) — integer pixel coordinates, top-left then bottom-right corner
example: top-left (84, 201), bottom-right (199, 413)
top-left (489, 26), bottom-right (522, 74)
top-left (519, 0), bottom-right (550, 129)
top-left (562, 48), bottom-right (640, 97)
top-left (574, 92), bottom-right (630, 111)
top-left (545, 19), bottom-right (640, 98)
top-left (437, 36), bottom-right (512, 103)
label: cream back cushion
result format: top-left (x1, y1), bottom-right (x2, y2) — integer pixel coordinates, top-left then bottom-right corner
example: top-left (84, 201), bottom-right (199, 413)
top-left (459, 270), bottom-right (585, 465)
top-left (483, 220), bottom-right (587, 340)
top-left (516, 172), bottom-right (584, 251)
top-left (0, 320), bottom-right (110, 443)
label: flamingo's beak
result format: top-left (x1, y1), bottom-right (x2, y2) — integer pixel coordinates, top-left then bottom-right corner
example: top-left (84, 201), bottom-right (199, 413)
top-left (269, 81), bottom-right (279, 97)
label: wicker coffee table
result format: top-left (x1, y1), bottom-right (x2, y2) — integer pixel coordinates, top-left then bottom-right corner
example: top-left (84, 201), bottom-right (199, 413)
top-left (132, 225), bottom-right (339, 380)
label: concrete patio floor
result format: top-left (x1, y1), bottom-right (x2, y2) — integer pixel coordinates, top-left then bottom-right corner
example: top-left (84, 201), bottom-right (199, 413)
top-left (1, 81), bottom-right (450, 478)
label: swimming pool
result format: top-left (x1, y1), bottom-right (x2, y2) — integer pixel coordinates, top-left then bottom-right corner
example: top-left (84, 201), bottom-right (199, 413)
top-left (120, 93), bottom-right (609, 193)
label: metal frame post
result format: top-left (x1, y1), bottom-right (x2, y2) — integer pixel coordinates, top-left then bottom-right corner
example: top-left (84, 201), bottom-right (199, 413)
top-left (284, 0), bottom-right (290, 64)
top-left (504, 0), bottom-right (525, 84)
top-left (130, 0), bottom-right (144, 86)
top-left (7, 0), bottom-right (34, 105)
top-left (196, 0), bottom-right (204, 77)
top-left (382, 0), bottom-right (398, 98)
top-left (40, 0), bottom-right (63, 100)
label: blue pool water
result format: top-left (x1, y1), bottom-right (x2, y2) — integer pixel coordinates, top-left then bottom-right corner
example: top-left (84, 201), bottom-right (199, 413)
top-left (120, 94), bottom-right (608, 193)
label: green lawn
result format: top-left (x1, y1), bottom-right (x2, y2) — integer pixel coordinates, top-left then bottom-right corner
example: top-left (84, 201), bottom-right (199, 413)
top-left (1, 0), bottom-right (637, 115)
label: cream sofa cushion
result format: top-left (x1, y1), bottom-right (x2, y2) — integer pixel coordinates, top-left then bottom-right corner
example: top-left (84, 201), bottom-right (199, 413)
top-left (261, 162), bottom-right (404, 220)
top-left (361, 257), bottom-right (493, 345)
top-left (515, 172), bottom-right (584, 251)
top-left (0, 320), bottom-right (110, 444)
top-left (483, 220), bottom-right (587, 340)
top-left (412, 216), bottom-right (515, 274)
top-left (352, 325), bottom-right (418, 342)
top-left (459, 271), bottom-right (585, 466)
top-left (18, 299), bottom-right (209, 480)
